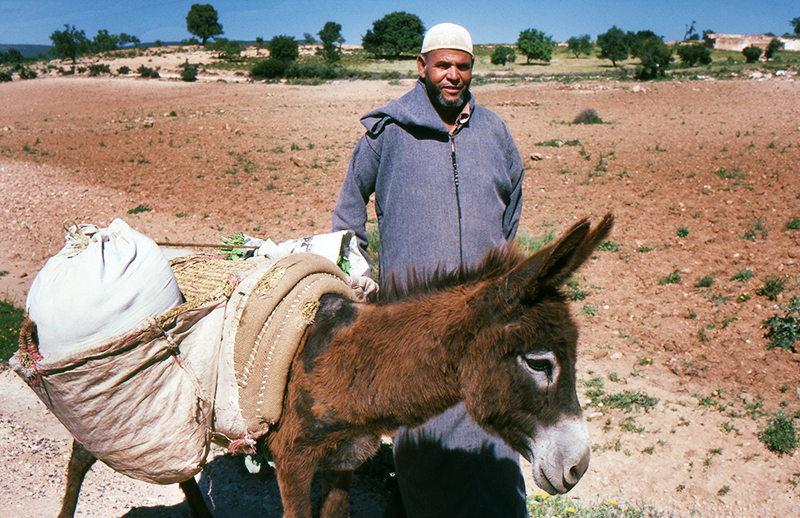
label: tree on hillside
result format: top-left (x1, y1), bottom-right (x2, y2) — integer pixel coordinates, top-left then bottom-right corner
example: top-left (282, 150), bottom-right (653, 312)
top-left (0, 48), bottom-right (24, 65)
top-left (765, 38), bottom-right (784, 60)
top-left (268, 35), bottom-right (299, 63)
top-left (702, 30), bottom-right (716, 49)
top-left (676, 43), bottom-right (712, 67)
top-left (92, 29), bottom-right (120, 52)
top-left (361, 12), bottom-right (424, 58)
top-left (186, 4), bottom-right (223, 45)
top-left (634, 36), bottom-right (672, 79)
top-left (742, 45), bottom-right (762, 63)
top-left (490, 46), bottom-right (517, 68)
top-left (49, 24), bottom-right (90, 63)
top-left (791, 17), bottom-right (800, 36)
top-left (597, 26), bottom-right (628, 66)
top-left (625, 30), bottom-right (660, 59)
top-left (567, 34), bottom-right (593, 58)
top-left (317, 21), bottom-right (344, 63)
top-left (119, 33), bottom-right (140, 48)
top-left (517, 28), bottom-right (554, 63)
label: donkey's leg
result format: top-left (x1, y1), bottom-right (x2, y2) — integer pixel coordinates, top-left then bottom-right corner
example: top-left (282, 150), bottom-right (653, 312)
top-left (178, 477), bottom-right (214, 518)
top-left (273, 454), bottom-right (317, 518)
top-left (57, 440), bottom-right (96, 518)
top-left (320, 469), bottom-right (353, 518)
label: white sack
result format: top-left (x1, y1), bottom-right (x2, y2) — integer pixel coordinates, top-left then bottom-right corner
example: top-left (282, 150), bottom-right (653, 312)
top-left (27, 219), bottom-right (182, 357)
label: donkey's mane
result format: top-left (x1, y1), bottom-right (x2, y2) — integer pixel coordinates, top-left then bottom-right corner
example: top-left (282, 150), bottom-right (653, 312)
top-left (379, 244), bottom-right (528, 303)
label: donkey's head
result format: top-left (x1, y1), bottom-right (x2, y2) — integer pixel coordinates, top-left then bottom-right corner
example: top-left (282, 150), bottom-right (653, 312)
top-left (457, 214), bottom-right (613, 494)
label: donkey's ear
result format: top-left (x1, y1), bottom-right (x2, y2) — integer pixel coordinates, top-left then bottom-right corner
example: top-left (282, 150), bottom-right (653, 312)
top-left (501, 214), bottom-right (613, 304)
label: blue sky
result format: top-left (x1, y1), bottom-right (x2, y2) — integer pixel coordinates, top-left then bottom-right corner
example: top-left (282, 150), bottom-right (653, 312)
top-left (1, 0), bottom-right (797, 46)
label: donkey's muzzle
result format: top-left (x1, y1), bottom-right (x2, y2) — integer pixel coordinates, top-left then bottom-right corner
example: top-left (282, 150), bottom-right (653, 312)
top-left (531, 416), bottom-right (591, 494)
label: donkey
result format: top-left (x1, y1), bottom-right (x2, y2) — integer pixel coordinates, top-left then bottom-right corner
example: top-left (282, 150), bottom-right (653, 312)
top-left (57, 214), bottom-right (613, 518)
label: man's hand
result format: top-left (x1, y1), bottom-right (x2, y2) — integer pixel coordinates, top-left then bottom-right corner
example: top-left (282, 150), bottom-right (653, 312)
top-left (347, 275), bottom-right (379, 302)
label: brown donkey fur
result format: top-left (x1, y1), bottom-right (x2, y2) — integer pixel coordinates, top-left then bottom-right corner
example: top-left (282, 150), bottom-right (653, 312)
top-left (58, 214), bottom-right (613, 518)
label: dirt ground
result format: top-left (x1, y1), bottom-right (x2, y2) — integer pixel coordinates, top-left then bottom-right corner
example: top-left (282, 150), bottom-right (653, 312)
top-left (1, 51), bottom-right (799, 517)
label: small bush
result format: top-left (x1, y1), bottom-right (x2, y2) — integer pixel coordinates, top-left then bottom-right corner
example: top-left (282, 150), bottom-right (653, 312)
top-left (0, 299), bottom-right (25, 364)
top-left (658, 269), bottom-right (682, 285)
top-left (137, 65), bottom-right (160, 78)
top-left (250, 58), bottom-right (285, 80)
top-left (695, 275), bottom-right (714, 288)
top-left (676, 226), bottom-right (689, 237)
top-left (756, 274), bottom-right (788, 300)
top-left (676, 43), bottom-right (712, 67)
top-left (573, 108), bottom-right (603, 124)
top-left (758, 412), bottom-right (798, 455)
top-left (785, 217), bottom-right (800, 230)
top-left (117, 65), bottom-right (131, 75)
top-left (731, 268), bottom-right (755, 282)
top-left (88, 64), bottom-right (111, 77)
top-left (180, 63), bottom-right (198, 82)
top-left (18, 67), bottom-right (37, 80)
top-left (762, 294), bottom-right (800, 352)
top-left (127, 204), bottom-right (152, 214)
top-left (742, 45), bottom-right (763, 63)
top-left (0, 70), bottom-right (12, 82)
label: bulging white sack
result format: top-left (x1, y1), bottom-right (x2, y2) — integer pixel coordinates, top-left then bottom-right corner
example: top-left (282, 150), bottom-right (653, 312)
top-left (27, 219), bottom-right (182, 357)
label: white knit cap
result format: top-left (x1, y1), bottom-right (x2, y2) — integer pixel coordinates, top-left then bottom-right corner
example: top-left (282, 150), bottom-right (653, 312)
top-left (421, 23), bottom-right (473, 56)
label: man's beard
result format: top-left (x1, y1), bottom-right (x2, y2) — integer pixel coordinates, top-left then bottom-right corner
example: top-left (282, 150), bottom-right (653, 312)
top-left (426, 77), bottom-right (470, 110)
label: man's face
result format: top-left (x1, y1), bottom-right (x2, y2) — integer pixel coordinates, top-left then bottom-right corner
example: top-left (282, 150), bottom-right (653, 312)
top-left (417, 49), bottom-right (474, 110)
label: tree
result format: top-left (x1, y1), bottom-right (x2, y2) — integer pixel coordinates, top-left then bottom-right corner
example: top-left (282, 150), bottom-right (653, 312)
top-left (268, 35), bottom-right (299, 63)
top-left (676, 43), bottom-right (712, 67)
top-left (742, 45), bottom-right (763, 63)
top-left (597, 26), bottom-right (628, 66)
top-left (683, 20), bottom-right (697, 41)
top-left (49, 24), bottom-right (90, 64)
top-left (702, 30), bottom-right (716, 49)
top-left (517, 28), bottom-right (554, 64)
top-left (361, 11), bottom-right (424, 58)
top-left (119, 33), bottom-right (140, 48)
top-left (634, 36), bottom-right (672, 79)
top-left (186, 4), bottom-right (223, 45)
top-left (791, 17), bottom-right (800, 36)
top-left (91, 29), bottom-right (120, 52)
top-left (625, 30), bottom-right (660, 59)
top-left (302, 33), bottom-right (318, 45)
top-left (765, 38), bottom-right (784, 60)
top-left (490, 46), bottom-right (517, 67)
top-left (567, 35), bottom-right (594, 58)
top-left (0, 48), bottom-right (24, 65)
top-left (317, 21), bottom-right (343, 63)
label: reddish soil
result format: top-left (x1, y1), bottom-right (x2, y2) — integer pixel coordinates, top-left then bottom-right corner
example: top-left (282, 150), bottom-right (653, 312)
top-left (1, 58), bottom-right (799, 517)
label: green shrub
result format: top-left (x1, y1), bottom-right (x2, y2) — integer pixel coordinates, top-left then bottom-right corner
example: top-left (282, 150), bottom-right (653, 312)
top-left (117, 65), bottom-right (131, 75)
top-left (762, 295), bottom-right (800, 352)
top-left (18, 67), bottom-right (37, 80)
top-left (742, 45), bottom-right (763, 63)
top-left (250, 58), bottom-right (285, 80)
top-left (180, 63), bottom-right (198, 82)
top-left (137, 65), bottom-right (159, 78)
top-left (0, 299), bottom-right (25, 364)
top-left (88, 64), bottom-right (110, 76)
top-left (756, 274), bottom-right (788, 300)
top-left (694, 275), bottom-right (714, 288)
top-left (573, 108), bottom-right (602, 124)
top-left (758, 412), bottom-right (798, 455)
top-left (658, 269), bottom-right (681, 285)
top-left (676, 43), bottom-right (712, 67)
top-left (785, 217), bottom-right (800, 230)
top-left (0, 70), bottom-right (12, 82)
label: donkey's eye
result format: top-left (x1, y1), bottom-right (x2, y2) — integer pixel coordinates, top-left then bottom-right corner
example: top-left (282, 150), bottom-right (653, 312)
top-left (525, 358), bottom-right (553, 378)
top-left (518, 353), bottom-right (558, 384)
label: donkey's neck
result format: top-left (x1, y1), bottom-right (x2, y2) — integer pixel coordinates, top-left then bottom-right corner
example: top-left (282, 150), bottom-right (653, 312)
top-left (314, 289), bottom-right (475, 431)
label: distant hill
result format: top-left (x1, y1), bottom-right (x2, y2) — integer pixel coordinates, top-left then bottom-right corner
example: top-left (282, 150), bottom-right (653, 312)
top-left (0, 44), bottom-right (52, 58)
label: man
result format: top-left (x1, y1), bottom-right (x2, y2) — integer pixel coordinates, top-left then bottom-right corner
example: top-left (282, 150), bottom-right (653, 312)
top-left (332, 23), bottom-right (526, 517)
